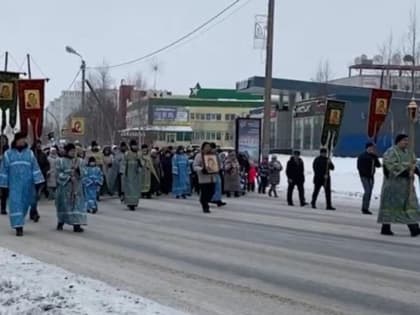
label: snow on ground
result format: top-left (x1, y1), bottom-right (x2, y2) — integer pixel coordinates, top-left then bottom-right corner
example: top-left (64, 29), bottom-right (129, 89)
top-left (0, 247), bottom-right (188, 315)
top-left (273, 154), bottom-right (384, 200)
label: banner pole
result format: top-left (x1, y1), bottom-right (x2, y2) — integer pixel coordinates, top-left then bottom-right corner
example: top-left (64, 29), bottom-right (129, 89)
top-left (27, 54), bottom-right (32, 79)
top-left (4, 52), bottom-right (8, 72)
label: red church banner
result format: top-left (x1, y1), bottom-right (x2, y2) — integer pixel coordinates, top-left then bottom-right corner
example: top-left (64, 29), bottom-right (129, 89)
top-left (367, 89), bottom-right (392, 141)
top-left (18, 79), bottom-right (45, 139)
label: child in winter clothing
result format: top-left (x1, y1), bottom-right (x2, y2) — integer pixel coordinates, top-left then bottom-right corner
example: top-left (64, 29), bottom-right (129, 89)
top-left (83, 157), bottom-right (103, 214)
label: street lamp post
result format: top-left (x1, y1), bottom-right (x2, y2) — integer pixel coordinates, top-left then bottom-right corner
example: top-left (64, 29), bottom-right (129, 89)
top-left (65, 46), bottom-right (86, 110)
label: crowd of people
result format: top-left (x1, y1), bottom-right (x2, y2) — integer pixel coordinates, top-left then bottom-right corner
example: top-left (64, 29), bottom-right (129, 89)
top-left (0, 132), bottom-right (419, 238)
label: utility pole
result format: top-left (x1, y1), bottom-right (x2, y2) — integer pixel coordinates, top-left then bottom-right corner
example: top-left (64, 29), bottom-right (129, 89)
top-left (81, 60), bottom-right (86, 110)
top-left (262, 0), bottom-right (275, 156)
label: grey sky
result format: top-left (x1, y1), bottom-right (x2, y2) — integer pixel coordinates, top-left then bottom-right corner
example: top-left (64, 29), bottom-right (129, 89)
top-left (0, 0), bottom-right (417, 102)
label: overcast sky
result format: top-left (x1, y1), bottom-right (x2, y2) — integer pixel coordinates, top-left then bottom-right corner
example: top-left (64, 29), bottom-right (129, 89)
top-left (0, 0), bottom-right (417, 102)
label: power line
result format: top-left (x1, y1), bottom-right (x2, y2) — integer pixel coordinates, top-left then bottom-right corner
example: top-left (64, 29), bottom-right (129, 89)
top-left (67, 68), bottom-right (81, 91)
top-left (88, 0), bottom-right (242, 70)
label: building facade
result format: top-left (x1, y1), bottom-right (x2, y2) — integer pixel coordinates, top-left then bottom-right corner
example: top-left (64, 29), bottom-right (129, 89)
top-left (237, 76), bottom-right (420, 157)
top-left (122, 86), bottom-right (263, 148)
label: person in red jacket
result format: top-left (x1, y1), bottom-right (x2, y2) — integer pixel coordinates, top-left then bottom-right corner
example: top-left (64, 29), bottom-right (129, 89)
top-left (247, 161), bottom-right (258, 192)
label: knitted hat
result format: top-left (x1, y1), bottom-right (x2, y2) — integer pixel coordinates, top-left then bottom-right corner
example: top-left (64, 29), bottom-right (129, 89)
top-left (395, 134), bottom-right (408, 145)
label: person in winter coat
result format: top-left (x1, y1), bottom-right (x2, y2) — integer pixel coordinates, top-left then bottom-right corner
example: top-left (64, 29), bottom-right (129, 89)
top-left (0, 135), bottom-right (9, 214)
top-left (30, 140), bottom-right (50, 221)
top-left (160, 150), bottom-right (173, 195)
top-left (258, 156), bottom-right (269, 194)
top-left (268, 156), bottom-right (283, 198)
top-left (286, 151), bottom-right (307, 206)
top-left (83, 157), bottom-right (103, 214)
top-left (311, 148), bottom-right (335, 210)
top-left (224, 151), bottom-right (241, 198)
top-left (47, 147), bottom-right (59, 200)
top-left (193, 142), bottom-right (216, 213)
top-left (247, 161), bottom-right (258, 192)
top-left (357, 142), bottom-right (381, 215)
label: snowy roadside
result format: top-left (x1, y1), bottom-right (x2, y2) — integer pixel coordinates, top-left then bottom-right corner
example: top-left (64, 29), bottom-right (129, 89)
top-left (0, 247), bottom-right (188, 315)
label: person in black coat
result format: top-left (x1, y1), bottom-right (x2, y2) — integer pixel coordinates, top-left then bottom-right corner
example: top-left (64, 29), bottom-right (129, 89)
top-left (357, 142), bottom-right (381, 215)
top-left (0, 135), bottom-right (9, 215)
top-left (311, 148), bottom-right (335, 210)
top-left (160, 150), bottom-right (173, 195)
top-left (286, 151), bottom-right (307, 207)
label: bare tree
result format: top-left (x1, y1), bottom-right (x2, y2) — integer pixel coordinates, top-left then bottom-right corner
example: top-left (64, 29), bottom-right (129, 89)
top-left (126, 71), bottom-right (147, 90)
top-left (313, 59), bottom-right (332, 83)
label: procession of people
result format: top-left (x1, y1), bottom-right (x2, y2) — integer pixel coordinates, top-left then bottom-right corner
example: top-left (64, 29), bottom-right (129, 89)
top-left (0, 131), bottom-right (420, 238)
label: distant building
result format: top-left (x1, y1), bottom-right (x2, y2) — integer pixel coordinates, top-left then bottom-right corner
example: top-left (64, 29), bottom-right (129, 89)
top-left (46, 91), bottom-right (82, 131)
top-left (121, 85), bottom-right (263, 148)
top-left (237, 76), bottom-right (420, 157)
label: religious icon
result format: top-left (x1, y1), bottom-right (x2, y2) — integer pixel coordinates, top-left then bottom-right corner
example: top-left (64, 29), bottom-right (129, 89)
top-left (375, 98), bottom-right (388, 115)
top-left (24, 90), bottom-right (41, 109)
top-left (203, 154), bottom-right (220, 174)
top-left (0, 83), bottom-right (13, 101)
top-left (71, 118), bottom-right (85, 135)
top-left (328, 109), bottom-right (341, 125)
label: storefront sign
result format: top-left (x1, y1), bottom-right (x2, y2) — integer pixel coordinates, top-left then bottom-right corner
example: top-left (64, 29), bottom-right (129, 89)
top-left (153, 106), bottom-right (189, 123)
top-left (235, 118), bottom-right (261, 163)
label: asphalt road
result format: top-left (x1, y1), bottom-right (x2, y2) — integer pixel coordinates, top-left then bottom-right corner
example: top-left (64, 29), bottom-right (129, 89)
top-left (0, 193), bottom-right (419, 315)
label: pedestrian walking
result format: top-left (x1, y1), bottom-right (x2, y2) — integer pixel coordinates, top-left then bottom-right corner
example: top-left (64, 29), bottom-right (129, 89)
top-left (103, 146), bottom-right (117, 196)
top-left (47, 147), bottom-right (59, 200)
top-left (224, 151), bottom-right (241, 198)
top-left (0, 135), bottom-right (9, 215)
top-left (247, 161), bottom-right (258, 192)
top-left (113, 142), bottom-right (128, 200)
top-left (193, 142), bottom-right (216, 213)
top-left (30, 139), bottom-right (49, 220)
top-left (357, 142), bottom-right (381, 215)
top-left (210, 143), bottom-right (226, 207)
top-left (286, 150), bottom-right (307, 206)
top-left (311, 148), bottom-right (335, 210)
top-left (268, 156), bottom-right (283, 198)
top-left (378, 134), bottom-right (420, 237)
top-left (0, 132), bottom-right (45, 236)
top-left (83, 157), bottom-right (103, 214)
top-left (160, 150), bottom-right (173, 195)
top-left (258, 156), bottom-right (269, 194)
top-left (121, 140), bottom-right (142, 211)
top-left (56, 143), bottom-right (87, 233)
top-left (150, 149), bottom-right (162, 196)
top-left (172, 146), bottom-right (191, 199)
top-left (139, 144), bottom-right (158, 199)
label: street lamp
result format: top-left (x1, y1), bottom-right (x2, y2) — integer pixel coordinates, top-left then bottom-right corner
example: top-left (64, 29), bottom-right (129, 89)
top-left (65, 46), bottom-right (86, 110)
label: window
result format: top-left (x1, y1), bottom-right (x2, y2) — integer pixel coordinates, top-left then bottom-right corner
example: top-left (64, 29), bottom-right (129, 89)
top-left (190, 113), bottom-right (195, 120)
top-left (211, 114), bottom-right (217, 120)
top-left (216, 132), bottom-right (221, 140)
top-left (176, 132), bottom-right (183, 142)
top-left (225, 132), bottom-right (230, 141)
top-left (200, 113), bottom-right (205, 120)
top-left (206, 113), bottom-right (211, 120)
top-left (225, 114), bottom-right (230, 121)
top-left (216, 114), bottom-right (222, 120)
top-left (200, 131), bottom-right (205, 140)
top-left (206, 132), bottom-right (211, 140)
top-left (184, 132), bottom-right (192, 141)
top-left (211, 132), bottom-right (216, 140)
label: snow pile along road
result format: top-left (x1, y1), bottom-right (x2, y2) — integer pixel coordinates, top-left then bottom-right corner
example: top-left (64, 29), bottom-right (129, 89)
top-left (0, 247), bottom-right (188, 315)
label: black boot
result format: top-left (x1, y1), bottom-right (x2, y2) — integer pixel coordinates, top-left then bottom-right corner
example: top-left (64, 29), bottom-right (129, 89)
top-left (57, 223), bottom-right (64, 231)
top-left (408, 224), bottom-right (420, 237)
top-left (217, 201), bottom-right (227, 207)
top-left (16, 227), bottom-right (23, 237)
top-left (362, 209), bottom-right (373, 215)
top-left (128, 205), bottom-right (136, 211)
top-left (1, 209), bottom-right (7, 215)
top-left (381, 224), bottom-right (394, 236)
top-left (73, 225), bottom-right (84, 233)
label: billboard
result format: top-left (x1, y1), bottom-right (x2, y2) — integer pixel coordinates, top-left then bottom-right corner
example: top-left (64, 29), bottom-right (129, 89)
top-left (152, 106), bottom-right (189, 124)
top-left (235, 118), bottom-right (261, 163)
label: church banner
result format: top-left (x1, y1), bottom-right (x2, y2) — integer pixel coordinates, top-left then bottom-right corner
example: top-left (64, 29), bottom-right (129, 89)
top-left (0, 71), bottom-right (19, 132)
top-left (367, 88), bottom-right (392, 141)
top-left (320, 100), bottom-right (346, 151)
top-left (18, 79), bottom-right (45, 139)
